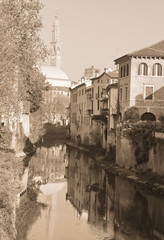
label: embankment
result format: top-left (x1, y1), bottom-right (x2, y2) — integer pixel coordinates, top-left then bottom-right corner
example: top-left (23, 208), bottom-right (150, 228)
top-left (66, 140), bottom-right (164, 196)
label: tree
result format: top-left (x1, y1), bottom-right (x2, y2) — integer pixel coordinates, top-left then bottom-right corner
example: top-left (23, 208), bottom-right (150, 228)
top-left (0, 0), bottom-right (47, 116)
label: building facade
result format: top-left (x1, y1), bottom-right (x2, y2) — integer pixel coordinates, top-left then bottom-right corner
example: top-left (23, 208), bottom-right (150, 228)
top-left (115, 40), bottom-right (164, 121)
top-left (70, 68), bottom-right (118, 149)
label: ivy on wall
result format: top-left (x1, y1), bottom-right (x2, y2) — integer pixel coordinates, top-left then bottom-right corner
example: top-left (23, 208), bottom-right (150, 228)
top-left (126, 122), bottom-right (156, 164)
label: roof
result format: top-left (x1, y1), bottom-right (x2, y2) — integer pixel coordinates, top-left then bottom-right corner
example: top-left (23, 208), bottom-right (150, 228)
top-left (115, 40), bottom-right (164, 63)
top-left (91, 70), bottom-right (118, 81)
top-left (41, 65), bottom-right (69, 80)
top-left (70, 82), bottom-right (85, 91)
top-left (51, 86), bottom-right (70, 92)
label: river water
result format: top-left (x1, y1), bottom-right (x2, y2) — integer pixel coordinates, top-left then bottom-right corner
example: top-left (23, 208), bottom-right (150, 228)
top-left (16, 143), bottom-right (164, 240)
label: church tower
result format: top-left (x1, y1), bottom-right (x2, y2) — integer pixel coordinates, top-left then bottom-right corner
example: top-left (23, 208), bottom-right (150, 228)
top-left (50, 13), bottom-right (62, 68)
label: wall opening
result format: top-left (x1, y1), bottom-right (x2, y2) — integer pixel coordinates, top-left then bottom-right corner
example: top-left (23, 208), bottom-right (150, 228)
top-left (140, 112), bottom-right (156, 121)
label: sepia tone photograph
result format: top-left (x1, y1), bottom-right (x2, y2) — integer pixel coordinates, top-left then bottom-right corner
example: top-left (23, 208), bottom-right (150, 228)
top-left (0, 0), bottom-right (164, 239)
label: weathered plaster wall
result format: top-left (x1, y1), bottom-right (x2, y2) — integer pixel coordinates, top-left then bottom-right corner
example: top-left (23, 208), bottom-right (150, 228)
top-left (116, 132), bottom-right (164, 176)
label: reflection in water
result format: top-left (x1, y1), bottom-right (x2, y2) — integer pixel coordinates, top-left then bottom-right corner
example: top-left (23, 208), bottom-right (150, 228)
top-left (16, 145), bottom-right (164, 240)
top-left (66, 148), bottom-right (114, 239)
top-left (66, 148), bottom-right (164, 240)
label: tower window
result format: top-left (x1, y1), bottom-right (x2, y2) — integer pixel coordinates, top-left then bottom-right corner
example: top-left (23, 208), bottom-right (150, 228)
top-left (152, 63), bottom-right (162, 76)
top-left (138, 63), bottom-right (148, 75)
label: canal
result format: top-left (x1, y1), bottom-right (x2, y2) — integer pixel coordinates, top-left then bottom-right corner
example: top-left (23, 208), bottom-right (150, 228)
top-left (16, 142), bottom-right (164, 240)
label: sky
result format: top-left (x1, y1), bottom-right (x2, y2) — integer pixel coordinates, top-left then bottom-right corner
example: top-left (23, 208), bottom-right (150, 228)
top-left (40, 0), bottom-right (164, 81)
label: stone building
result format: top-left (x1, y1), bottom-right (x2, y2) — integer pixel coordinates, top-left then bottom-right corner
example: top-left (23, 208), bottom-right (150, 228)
top-left (115, 40), bottom-right (164, 121)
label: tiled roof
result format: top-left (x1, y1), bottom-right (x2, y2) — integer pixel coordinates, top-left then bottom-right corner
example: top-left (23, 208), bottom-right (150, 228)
top-left (129, 40), bottom-right (164, 57)
top-left (91, 70), bottom-right (118, 81)
top-left (115, 40), bottom-right (164, 63)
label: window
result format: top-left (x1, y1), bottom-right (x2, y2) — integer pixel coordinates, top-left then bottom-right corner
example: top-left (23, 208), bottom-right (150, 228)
top-left (120, 87), bottom-right (122, 100)
top-left (127, 64), bottom-right (129, 76)
top-left (92, 87), bottom-right (94, 98)
top-left (121, 66), bottom-right (123, 78)
top-left (153, 63), bottom-right (162, 76)
top-left (73, 93), bottom-right (77, 102)
top-left (125, 86), bottom-right (128, 100)
top-left (98, 86), bottom-right (100, 98)
top-left (97, 100), bottom-right (100, 110)
top-left (138, 63), bottom-right (148, 75)
top-left (144, 85), bottom-right (154, 100)
top-left (123, 65), bottom-right (126, 77)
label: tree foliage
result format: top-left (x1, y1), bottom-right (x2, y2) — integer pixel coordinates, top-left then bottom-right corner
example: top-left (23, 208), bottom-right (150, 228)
top-left (0, 0), bottom-right (47, 115)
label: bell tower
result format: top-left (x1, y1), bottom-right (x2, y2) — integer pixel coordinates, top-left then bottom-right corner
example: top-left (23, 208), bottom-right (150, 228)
top-left (50, 12), bottom-right (62, 68)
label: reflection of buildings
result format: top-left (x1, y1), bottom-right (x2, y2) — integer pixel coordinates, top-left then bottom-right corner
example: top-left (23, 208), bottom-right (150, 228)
top-left (66, 149), bottom-right (90, 213)
top-left (28, 145), bottom-right (68, 184)
top-left (66, 147), bottom-right (114, 237)
top-left (114, 176), bottom-right (164, 240)
top-left (41, 13), bottom-right (71, 124)
top-left (66, 148), bottom-right (164, 240)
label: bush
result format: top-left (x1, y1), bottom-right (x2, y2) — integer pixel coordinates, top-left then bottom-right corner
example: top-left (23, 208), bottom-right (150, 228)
top-left (124, 107), bottom-right (140, 123)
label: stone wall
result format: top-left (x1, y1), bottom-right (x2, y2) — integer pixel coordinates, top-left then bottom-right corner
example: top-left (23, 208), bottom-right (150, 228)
top-left (116, 131), bottom-right (164, 176)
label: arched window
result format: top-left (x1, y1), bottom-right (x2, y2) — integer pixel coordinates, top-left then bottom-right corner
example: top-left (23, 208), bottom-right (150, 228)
top-left (138, 63), bottom-right (148, 75)
top-left (152, 63), bottom-right (162, 76)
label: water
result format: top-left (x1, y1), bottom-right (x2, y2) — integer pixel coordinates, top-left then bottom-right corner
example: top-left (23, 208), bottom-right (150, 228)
top-left (16, 144), bottom-right (164, 240)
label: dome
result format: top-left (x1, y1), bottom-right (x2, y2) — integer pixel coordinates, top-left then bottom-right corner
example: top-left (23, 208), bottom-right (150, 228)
top-left (41, 65), bottom-right (71, 87)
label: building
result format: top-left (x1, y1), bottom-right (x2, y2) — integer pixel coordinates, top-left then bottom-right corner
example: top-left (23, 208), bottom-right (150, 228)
top-left (69, 67), bottom-right (118, 149)
top-left (105, 82), bottom-right (118, 157)
top-left (115, 40), bottom-right (164, 121)
top-left (91, 69), bottom-right (118, 149)
top-left (115, 40), bottom-right (164, 174)
top-left (41, 13), bottom-right (71, 125)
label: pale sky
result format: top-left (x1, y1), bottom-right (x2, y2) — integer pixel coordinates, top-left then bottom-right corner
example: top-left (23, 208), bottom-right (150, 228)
top-left (40, 0), bottom-right (164, 81)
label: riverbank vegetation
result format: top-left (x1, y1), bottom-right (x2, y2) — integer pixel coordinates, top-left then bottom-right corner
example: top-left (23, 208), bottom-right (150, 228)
top-left (0, 151), bottom-right (24, 240)
top-left (0, 0), bottom-right (47, 238)
top-left (0, 0), bottom-right (47, 115)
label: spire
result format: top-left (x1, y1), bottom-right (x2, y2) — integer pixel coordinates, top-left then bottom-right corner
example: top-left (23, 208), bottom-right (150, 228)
top-left (50, 11), bottom-right (62, 68)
